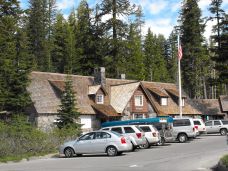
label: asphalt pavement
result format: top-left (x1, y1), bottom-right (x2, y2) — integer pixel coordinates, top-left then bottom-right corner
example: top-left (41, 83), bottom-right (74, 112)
top-left (0, 134), bottom-right (227, 171)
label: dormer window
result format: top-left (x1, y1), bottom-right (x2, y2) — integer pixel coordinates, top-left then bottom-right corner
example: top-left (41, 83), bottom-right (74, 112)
top-left (161, 97), bottom-right (168, 106)
top-left (96, 94), bottom-right (104, 104)
top-left (179, 98), bottom-right (185, 106)
top-left (135, 95), bottom-right (143, 106)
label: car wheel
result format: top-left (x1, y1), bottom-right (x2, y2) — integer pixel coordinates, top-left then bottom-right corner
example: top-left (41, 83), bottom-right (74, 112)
top-left (157, 137), bottom-right (165, 146)
top-left (106, 146), bottom-right (118, 156)
top-left (140, 140), bottom-right (150, 149)
top-left (64, 147), bottom-right (74, 158)
top-left (117, 152), bottom-right (123, 156)
top-left (220, 129), bottom-right (227, 136)
top-left (178, 133), bottom-right (187, 143)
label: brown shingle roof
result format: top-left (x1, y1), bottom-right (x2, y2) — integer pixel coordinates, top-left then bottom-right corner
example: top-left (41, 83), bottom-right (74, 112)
top-left (220, 95), bottom-right (228, 112)
top-left (92, 104), bottom-right (120, 117)
top-left (142, 82), bottom-right (201, 115)
top-left (147, 87), bottom-right (168, 97)
top-left (192, 99), bottom-right (225, 116)
top-left (165, 88), bottom-right (187, 98)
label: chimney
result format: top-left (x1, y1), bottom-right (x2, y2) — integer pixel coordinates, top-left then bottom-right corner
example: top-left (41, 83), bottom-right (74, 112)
top-left (120, 74), bottom-right (125, 80)
top-left (94, 67), bottom-right (106, 86)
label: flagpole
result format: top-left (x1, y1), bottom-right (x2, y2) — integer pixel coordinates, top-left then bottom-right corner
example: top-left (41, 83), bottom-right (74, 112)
top-left (178, 34), bottom-right (182, 118)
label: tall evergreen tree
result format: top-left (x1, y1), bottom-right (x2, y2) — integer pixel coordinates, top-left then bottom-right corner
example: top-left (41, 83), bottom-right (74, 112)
top-left (180, 0), bottom-right (206, 98)
top-left (56, 75), bottom-right (80, 129)
top-left (0, 0), bottom-right (31, 113)
top-left (97, 0), bottom-right (135, 77)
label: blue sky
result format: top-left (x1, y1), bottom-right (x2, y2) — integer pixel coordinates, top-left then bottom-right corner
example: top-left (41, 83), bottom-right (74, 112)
top-left (19, 0), bottom-right (228, 39)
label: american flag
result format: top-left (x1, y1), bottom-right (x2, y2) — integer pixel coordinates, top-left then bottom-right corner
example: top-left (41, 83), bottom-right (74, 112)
top-left (178, 44), bottom-right (182, 60)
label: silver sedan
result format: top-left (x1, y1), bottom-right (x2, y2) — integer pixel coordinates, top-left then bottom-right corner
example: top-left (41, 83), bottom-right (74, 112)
top-left (59, 130), bottom-right (132, 157)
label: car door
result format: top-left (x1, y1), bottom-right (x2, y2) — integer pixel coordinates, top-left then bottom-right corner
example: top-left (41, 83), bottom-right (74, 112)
top-left (213, 121), bottom-right (222, 133)
top-left (75, 132), bottom-right (95, 153)
top-left (92, 132), bottom-right (111, 153)
top-left (205, 121), bottom-right (213, 133)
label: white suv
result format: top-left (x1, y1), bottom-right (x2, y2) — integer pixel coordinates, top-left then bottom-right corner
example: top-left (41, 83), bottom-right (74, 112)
top-left (193, 118), bottom-right (206, 134)
top-left (172, 118), bottom-right (197, 143)
top-left (138, 125), bottom-right (160, 148)
top-left (205, 120), bottom-right (228, 135)
top-left (101, 125), bottom-right (147, 151)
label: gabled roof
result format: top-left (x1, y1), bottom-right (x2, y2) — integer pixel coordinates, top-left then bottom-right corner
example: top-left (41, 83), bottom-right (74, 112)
top-left (147, 87), bottom-right (168, 97)
top-left (192, 99), bottom-right (225, 116)
top-left (220, 95), bottom-right (228, 112)
top-left (88, 85), bottom-right (107, 95)
top-left (110, 82), bottom-right (140, 113)
top-left (142, 82), bottom-right (201, 115)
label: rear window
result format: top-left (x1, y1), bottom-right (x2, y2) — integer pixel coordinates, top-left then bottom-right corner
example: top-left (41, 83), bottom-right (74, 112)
top-left (173, 119), bottom-right (191, 127)
top-left (111, 127), bottom-right (123, 134)
top-left (135, 126), bottom-right (144, 132)
top-left (194, 121), bottom-right (201, 125)
top-left (124, 127), bottom-right (135, 133)
top-left (222, 121), bottom-right (228, 125)
top-left (140, 126), bottom-right (151, 132)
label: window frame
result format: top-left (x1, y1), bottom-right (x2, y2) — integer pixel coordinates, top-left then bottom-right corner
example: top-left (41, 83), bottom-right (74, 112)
top-left (134, 95), bottom-right (143, 106)
top-left (96, 94), bottom-right (104, 104)
top-left (161, 97), bottom-right (168, 106)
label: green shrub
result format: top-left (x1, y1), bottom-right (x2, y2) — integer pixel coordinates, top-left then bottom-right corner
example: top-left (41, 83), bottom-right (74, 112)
top-left (0, 114), bottom-right (81, 162)
top-left (221, 154), bottom-right (228, 167)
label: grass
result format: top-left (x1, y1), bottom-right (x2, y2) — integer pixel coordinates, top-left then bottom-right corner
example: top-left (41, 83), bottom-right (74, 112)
top-left (0, 150), bottom-right (57, 163)
top-left (220, 154), bottom-right (228, 167)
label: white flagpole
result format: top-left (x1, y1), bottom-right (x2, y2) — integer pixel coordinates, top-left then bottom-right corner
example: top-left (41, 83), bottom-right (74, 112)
top-left (178, 34), bottom-right (182, 118)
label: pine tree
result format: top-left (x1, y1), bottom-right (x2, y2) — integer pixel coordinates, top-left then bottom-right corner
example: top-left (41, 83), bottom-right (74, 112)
top-left (56, 75), bottom-right (80, 129)
top-left (97, 0), bottom-right (135, 77)
top-left (0, 0), bottom-right (31, 113)
top-left (180, 0), bottom-right (206, 98)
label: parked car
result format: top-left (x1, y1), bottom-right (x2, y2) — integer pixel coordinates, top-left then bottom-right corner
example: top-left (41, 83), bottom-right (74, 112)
top-left (193, 118), bottom-right (206, 134)
top-left (137, 125), bottom-right (160, 148)
top-left (59, 130), bottom-right (132, 157)
top-left (205, 120), bottom-right (228, 135)
top-left (172, 118), bottom-right (197, 143)
top-left (101, 125), bottom-right (146, 151)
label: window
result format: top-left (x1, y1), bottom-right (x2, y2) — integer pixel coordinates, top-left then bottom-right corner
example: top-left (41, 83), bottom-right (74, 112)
top-left (161, 97), bottom-right (168, 106)
top-left (182, 98), bottom-right (185, 106)
top-left (111, 127), bottom-right (123, 134)
top-left (173, 119), bottom-right (191, 127)
top-left (205, 121), bottom-right (212, 126)
top-left (79, 132), bottom-right (95, 141)
top-left (133, 113), bottom-right (145, 119)
top-left (194, 121), bottom-right (201, 125)
top-left (140, 126), bottom-right (151, 132)
top-left (96, 94), bottom-right (104, 104)
top-left (135, 95), bottom-right (143, 106)
top-left (222, 121), bottom-right (228, 125)
top-left (124, 127), bottom-right (135, 133)
top-left (95, 132), bottom-right (111, 139)
top-left (214, 121), bottom-right (221, 125)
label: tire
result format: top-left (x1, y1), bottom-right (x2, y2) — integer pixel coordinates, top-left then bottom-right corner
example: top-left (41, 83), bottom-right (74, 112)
top-left (64, 147), bottom-right (74, 158)
top-left (106, 146), bottom-right (118, 156)
top-left (131, 142), bottom-right (136, 151)
top-left (178, 133), bottom-right (187, 143)
top-left (117, 152), bottom-right (123, 156)
top-left (157, 137), bottom-right (165, 146)
top-left (220, 129), bottom-right (227, 136)
top-left (140, 139), bottom-right (150, 149)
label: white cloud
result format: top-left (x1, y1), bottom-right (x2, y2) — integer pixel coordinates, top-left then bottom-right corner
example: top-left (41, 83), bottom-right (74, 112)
top-left (148, 0), bottom-right (168, 14)
top-left (204, 19), bottom-right (217, 40)
top-left (57, 0), bottom-right (77, 10)
top-left (142, 18), bottom-right (174, 38)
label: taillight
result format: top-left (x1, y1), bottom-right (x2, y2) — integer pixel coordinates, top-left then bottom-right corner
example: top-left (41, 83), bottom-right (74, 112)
top-left (121, 137), bottom-right (126, 144)
top-left (194, 125), bottom-right (198, 129)
top-left (152, 133), bottom-right (157, 137)
top-left (136, 133), bottom-right (142, 138)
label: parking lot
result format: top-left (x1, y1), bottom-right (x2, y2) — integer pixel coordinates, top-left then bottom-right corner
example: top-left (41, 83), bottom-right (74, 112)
top-left (0, 134), bottom-right (227, 171)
